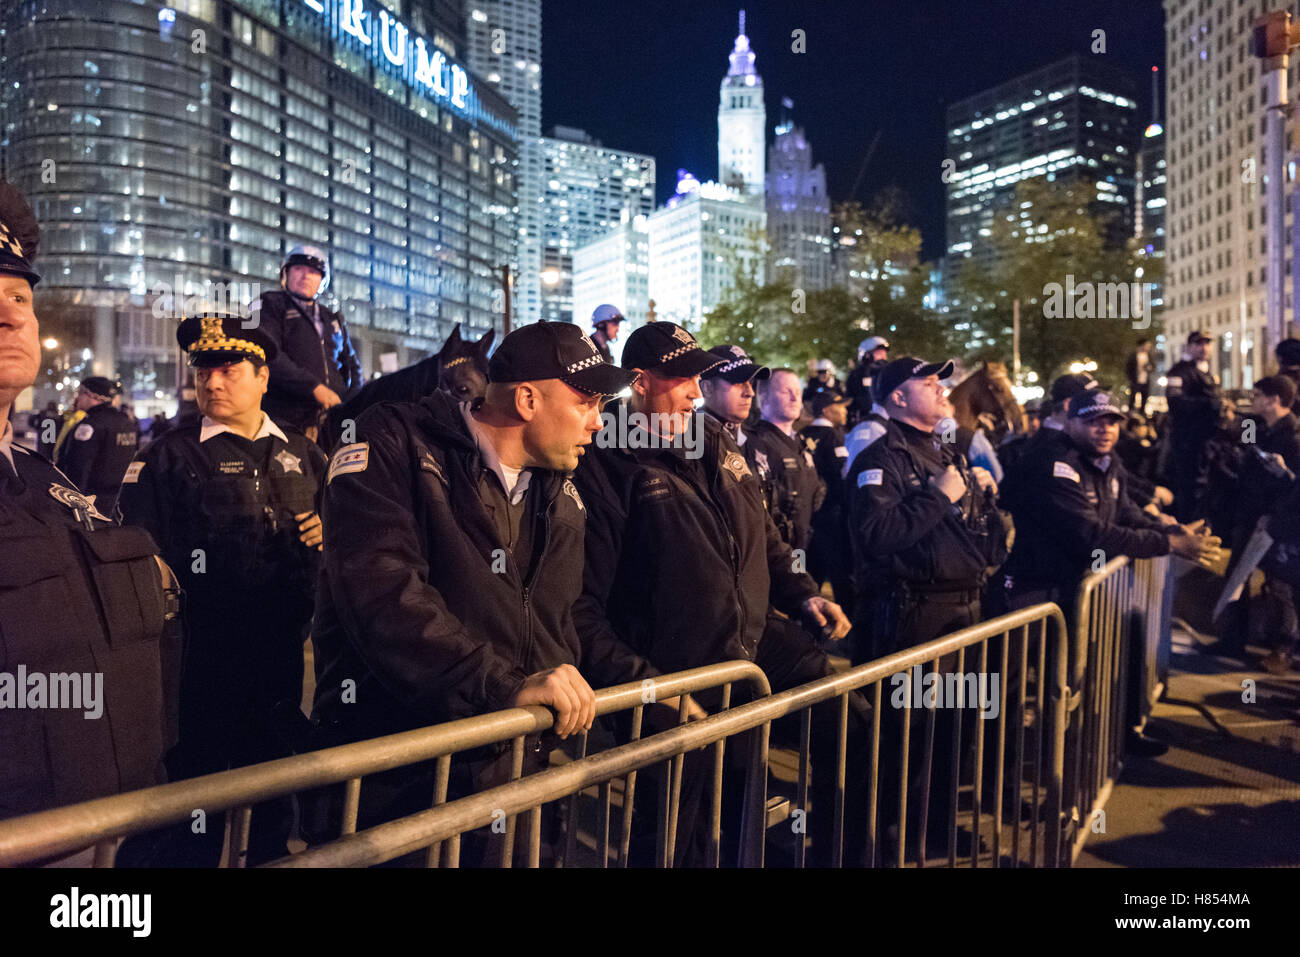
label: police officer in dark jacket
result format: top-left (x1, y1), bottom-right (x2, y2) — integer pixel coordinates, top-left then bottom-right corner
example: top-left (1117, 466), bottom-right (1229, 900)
top-left (1276, 338), bottom-right (1300, 415)
top-left (698, 343), bottom-right (769, 448)
top-left (801, 388), bottom-right (855, 628)
top-left (310, 321), bottom-right (649, 863)
top-left (847, 357), bottom-right (1005, 659)
top-left (118, 314), bottom-right (326, 865)
top-left (573, 322), bottom-right (863, 866)
top-left (0, 181), bottom-right (174, 828)
top-left (257, 245), bottom-right (362, 434)
top-left (56, 375), bottom-right (137, 514)
top-left (745, 368), bottom-right (826, 553)
top-left (846, 335), bottom-right (889, 420)
top-left (1165, 330), bottom-right (1229, 521)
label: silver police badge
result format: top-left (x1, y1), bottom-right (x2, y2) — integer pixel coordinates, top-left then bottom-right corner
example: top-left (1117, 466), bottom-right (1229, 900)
top-left (722, 451), bottom-right (752, 481)
top-left (48, 483), bottom-right (110, 523)
top-left (275, 449), bottom-right (303, 475)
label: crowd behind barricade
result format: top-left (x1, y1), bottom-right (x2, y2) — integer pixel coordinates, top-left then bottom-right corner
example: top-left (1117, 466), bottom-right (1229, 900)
top-left (0, 176), bottom-right (1294, 866)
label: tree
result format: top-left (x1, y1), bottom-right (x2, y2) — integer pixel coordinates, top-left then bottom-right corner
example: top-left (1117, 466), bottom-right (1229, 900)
top-left (951, 177), bottom-right (1164, 387)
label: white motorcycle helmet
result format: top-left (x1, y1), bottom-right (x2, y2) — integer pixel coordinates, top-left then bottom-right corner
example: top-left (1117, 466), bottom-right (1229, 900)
top-left (280, 244), bottom-right (331, 299)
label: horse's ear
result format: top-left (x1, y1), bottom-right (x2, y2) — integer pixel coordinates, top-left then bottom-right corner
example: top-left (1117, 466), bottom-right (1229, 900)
top-left (477, 328), bottom-right (496, 353)
top-left (446, 324), bottom-right (463, 347)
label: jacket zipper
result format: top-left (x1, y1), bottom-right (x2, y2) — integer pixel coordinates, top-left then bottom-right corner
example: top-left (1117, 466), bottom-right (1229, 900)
top-left (516, 483), bottom-right (556, 672)
top-left (701, 463), bottom-right (748, 659)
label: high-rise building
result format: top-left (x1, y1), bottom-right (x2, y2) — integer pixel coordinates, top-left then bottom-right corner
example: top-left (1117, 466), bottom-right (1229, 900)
top-left (0, 0), bottom-right (517, 409)
top-left (572, 212), bottom-right (650, 351)
top-left (465, 0), bottom-right (543, 325)
top-left (538, 126), bottom-right (655, 324)
top-left (1136, 65), bottom-right (1166, 320)
top-left (718, 10), bottom-right (765, 198)
top-left (766, 111), bottom-right (831, 290)
top-left (1162, 0), bottom-right (1289, 387)
top-left (945, 54), bottom-right (1140, 293)
top-left (647, 173), bottom-right (766, 328)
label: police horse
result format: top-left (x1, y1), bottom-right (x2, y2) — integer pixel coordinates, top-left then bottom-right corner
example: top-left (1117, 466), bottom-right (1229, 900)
top-left (319, 324), bottom-right (494, 453)
top-left (947, 359), bottom-right (1025, 443)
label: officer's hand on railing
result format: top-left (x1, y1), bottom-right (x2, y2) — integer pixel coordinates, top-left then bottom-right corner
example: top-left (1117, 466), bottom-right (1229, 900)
top-left (296, 511), bottom-right (323, 550)
top-left (970, 465), bottom-right (997, 496)
top-left (510, 664), bottom-right (597, 738)
top-left (1168, 520), bottom-right (1222, 568)
top-left (930, 465), bottom-right (967, 503)
top-left (312, 384), bottom-right (343, 409)
top-left (802, 595), bottom-right (851, 640)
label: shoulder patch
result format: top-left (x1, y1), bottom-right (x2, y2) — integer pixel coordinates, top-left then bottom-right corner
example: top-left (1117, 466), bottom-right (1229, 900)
top-left (858, 467), bottom-right (883, 488)
top-left (1165, 376), bottom-right (1182, 389)
top-left (327, 442), bottom-right (370, 484)
top-left (419, 450), bottom-right (446, 484)
top-left (122, 461), bottom-right (145, 484)
top-left (1053, 461), bottom-right (1081, 483)
top-left (562, 478), bottom-right (584, 511)
top-left (73, 423), bottom-right (94, 441)
top-left (834, 445), bottom-right (849, 458)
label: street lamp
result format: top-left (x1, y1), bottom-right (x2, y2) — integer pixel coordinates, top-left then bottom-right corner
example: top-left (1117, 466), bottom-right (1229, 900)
top-left (42, 337), bottom-right (58, 350)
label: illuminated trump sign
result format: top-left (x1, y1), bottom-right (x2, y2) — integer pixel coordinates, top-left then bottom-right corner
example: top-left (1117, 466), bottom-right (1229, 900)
top-left (303, 0), bottom-right (472, 113)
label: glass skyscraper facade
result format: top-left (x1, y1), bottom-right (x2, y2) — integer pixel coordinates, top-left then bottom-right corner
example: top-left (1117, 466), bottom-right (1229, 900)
top-left (0, 0), bottom-right (518, 408)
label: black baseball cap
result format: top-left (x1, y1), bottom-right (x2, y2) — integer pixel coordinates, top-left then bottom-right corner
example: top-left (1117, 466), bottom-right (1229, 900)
top-left (178, 314), bottom-right (279, 366)
top-left (79, 376), bottom-right (121, 399)
top-left (0, 180), bottom-right (40, 286)
top-left (621, 322), bottom-right (725, 378)
top-left (811, 388), bottom-right (850, 416)
top-left (1187, 330), bottom-right (1212, 345)
top-left (1049, 372), bottom-right (1099, 405)
top-left (873, 356), bottom-right (955, 404)
top-left (700, 344), bottom-right (770, 384)
top-left (1069, 389), bottom-right (1126, 421)
top-left (487, 320), bottom-right (638, 396)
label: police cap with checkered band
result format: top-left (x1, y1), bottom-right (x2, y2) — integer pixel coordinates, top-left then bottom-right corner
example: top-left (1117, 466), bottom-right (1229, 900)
top-left (488, 320), bottom-right (639, 396)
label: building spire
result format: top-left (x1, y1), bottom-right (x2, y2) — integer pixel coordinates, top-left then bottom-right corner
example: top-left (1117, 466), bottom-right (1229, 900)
top-left (739, 9), bottom-right (745, 37)
top-left (728, 9), bottom-right (755, 76)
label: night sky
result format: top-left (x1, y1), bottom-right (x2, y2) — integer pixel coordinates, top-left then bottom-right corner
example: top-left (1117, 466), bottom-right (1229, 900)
top-left (541, 0), bottom-right (1166, 261)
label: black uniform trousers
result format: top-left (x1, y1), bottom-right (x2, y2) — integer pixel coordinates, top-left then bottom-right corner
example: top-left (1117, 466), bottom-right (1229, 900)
top-left (871, 583), bottom-right (983, 860)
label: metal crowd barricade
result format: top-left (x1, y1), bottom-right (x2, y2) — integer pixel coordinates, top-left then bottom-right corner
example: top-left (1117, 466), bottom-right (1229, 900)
top-left (0, 663), bottom-right (769, 868)
top-left (272, 603), bottom-right (1071, 869)
top-left (1069, 554), bottom-right (1171, 863)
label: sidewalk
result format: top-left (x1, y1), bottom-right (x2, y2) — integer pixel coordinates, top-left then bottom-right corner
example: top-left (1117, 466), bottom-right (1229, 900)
top-left (1075, 627), bottom-right (1300, 867)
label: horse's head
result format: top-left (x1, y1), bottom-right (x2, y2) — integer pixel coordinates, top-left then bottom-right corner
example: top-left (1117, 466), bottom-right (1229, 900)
top-left (438, 325), bottom-right (494, 402)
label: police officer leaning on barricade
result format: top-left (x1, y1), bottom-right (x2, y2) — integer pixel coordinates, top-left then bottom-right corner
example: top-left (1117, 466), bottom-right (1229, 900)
top-left (997, 389), bottom-right (1221, 761)
top-left (308, 320), bottom-right (659, 866)
top-left (572, 322), bottom-right (868, 867)
top-left (115, 314), bottom-right (327, 866)
top-left (54, 375), bottom-right (138, 515)
top-left (744, 368), bottom-right (826, 554)
top-left (0, 180), bottom-right (176, 833)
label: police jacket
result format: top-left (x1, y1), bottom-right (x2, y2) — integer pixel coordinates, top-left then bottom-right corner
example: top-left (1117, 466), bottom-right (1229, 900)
top-left (118, 416), bottom-right (325, 620)
top-left (743, 420), bottom-right (826, 552)
top-left (56, 402), bottom-right (137, 513)
top-left (846, 359), bottom-right (886, 416)
top-left (1232, 412), bottom-right (1300, 537)
top-left (847, 419), bottom-right (1005, 590)
top-left (999, 429), bottom-right (1171, 592)
top-left (310, 392), bottom-right (651, 742)
top-left (572, 410), bottom-right (820, 677)
top-left (1165, 359), bottom-right (1221, 446)
top-left (258, 290), bottom-right (362, 432)
top-left (0, 447), bottom-right (171, 819)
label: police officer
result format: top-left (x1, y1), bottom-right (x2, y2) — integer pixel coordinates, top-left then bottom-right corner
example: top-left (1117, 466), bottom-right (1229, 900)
top-left (55, 375), bottom-right (137, 514)
top-left (1276, 338), bottom-right (1300, 415)
top-left (745, 368), bottom-right (826, 552)
top-left (310, 321), bottom-right (650, 865)
top-left (846, 355), bottom-right (1005, 859)
top-left (1166, 330), bottom-right (1229, 521)
top-left (118, 314), bottom-right (327, 865)
top-left (801, 388), bottom-right (855, 623)
top-left (0, 180), bottom-right (173, 826)
top-left (590, 303), bottom-right (624, 364)
top-left (698, 343), bottom-right (769, 455)
top-left (573, 321), bottom-right (864, 866)
top-left (845, 335), bottom-right (889, 420)
top-left (848, 356), bottom-right (1004, 658)
top-left (258, 245), bottom-right (362, 434)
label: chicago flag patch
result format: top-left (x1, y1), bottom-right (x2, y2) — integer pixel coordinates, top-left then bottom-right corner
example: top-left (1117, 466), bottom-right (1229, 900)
top-left (327, 442), bottom-right (370, 484)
